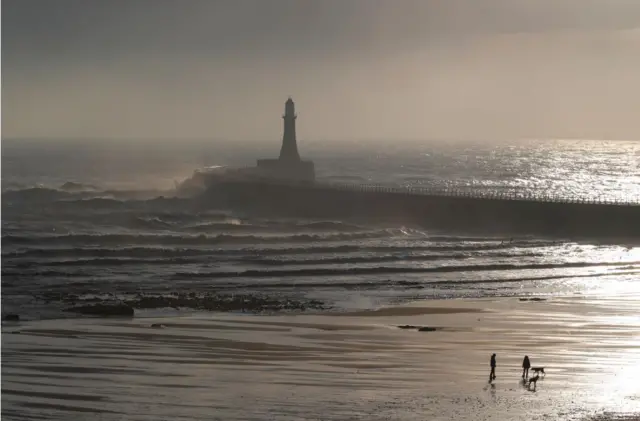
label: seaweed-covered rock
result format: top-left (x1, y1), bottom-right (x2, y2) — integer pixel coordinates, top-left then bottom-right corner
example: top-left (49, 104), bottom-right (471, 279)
top-left (122, 293), bottom-right (326, 313)
top-left (39, 291), bottom-right (327, 315)
top-left (65, 304), bottom-right (134, 317)
top-left (397, 325), bottom-right (439, 332)
top-left (417, 326), bottom-right (437, 332)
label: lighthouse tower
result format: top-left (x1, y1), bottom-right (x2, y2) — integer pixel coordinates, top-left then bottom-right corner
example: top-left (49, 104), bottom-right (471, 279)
top-left (255, 97), bottom-right (315, 182)
top-left (279, 97), bottom-right (301, 162)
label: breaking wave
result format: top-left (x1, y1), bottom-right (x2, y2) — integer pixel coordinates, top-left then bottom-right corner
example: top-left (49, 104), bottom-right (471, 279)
top-left (1, 241), bottom-right (555, 260)
top-left (3, 176), bottom-right (638, 324)
top-left (1, 186), bottom-right (178, 204)
top-left (0, 251), bottom-right (548, 269)
top-left (1, 230), bottom-right (404, 247)
top-left (169, 260), bottom-right (640, 279)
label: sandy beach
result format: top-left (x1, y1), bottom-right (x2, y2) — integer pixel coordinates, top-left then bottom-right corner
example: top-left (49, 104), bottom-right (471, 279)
top-left (3, 292), bottom-right (639, 421)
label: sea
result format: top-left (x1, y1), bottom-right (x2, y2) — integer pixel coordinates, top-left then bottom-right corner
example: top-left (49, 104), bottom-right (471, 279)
top-left (2, 138), bottom-right (640, 320)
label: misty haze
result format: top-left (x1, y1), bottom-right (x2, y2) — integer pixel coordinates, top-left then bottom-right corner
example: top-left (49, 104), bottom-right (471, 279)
top-left (4, 0), bottom-right (640, 141)
top-left (2, 1), bottom-right (640, 421)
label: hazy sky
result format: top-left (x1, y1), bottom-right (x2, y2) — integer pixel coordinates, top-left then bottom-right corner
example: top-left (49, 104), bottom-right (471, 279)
top-left (3, 0), bottom-right (640, 142)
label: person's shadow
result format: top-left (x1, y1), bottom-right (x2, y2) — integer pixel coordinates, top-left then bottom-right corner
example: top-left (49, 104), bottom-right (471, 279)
top-left (483, 383), bottom-right (497, 400)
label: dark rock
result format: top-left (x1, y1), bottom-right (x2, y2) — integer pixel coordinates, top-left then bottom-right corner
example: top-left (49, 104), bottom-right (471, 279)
top-left (417, 327), bottom-right (437, 332)
top-left (397, 325), bottom-right (439, 332)
top-left (150, 323), bottom-right (165, 328)
top-left (65, 304), bottom-right (134, 317)
top-left (519, 297), bottom-right (547, 302)
top-left (122, 293), bottom-right (325, 314)
top-left (40, 290), bottom-right (326, 315)
top-left (3, 314), bottom-right (20, 321)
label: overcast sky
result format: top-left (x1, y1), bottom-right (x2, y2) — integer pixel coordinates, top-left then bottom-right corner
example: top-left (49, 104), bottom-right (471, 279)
top-left (3, 0), bottom-right (640, 142)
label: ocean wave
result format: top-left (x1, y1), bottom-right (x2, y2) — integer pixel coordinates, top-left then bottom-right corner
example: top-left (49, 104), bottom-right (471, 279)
top-left (1, 230), bottom-right (400, 247)
top-left (0, 269), bottom-right (91, 278)
top-left (3, 268), bottom-right (637, 295)
top-left (0, 251), bottom-right (544, 269)
top-left (47, 197), bottom-right (190, 212)
top-left (59, 181), bottom-right (101, 192)
top-left (162, 271), bottom-right (640, 291)
top-left (29, 210), bottom-right (235, 230)
top-left (2, 187), bottom-right (75, 203)
top-left (181, 222), bottom-right (281, 233)
top-left (1, 242), bottom-right (553, 260)
top-left (1, 186), bottom-right (123, 203)
top-left (184, 220), bottom-right (366, 233)
top-left (292, 221), bottom-right (366, 232)
top-left (3, 201), bottom-right (368, 234)
top-left (171, 260), bottom-right (640, 279)
top-left (242, 251), bottom-right (543, 266)
top-left (319, 175), bottom-right (367, 182)
top-left (128, 216), bottom-right (175, 230)
top-left (1, 186), bottom-right (182, 206)
top-left (144, 210), bottom-right (233, 223)
top-left (6, 257), bottom-right (202, 268)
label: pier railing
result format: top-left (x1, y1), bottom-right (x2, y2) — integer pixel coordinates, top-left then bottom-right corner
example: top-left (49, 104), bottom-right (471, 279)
top-left (294, 180), bottom-right (640, 206)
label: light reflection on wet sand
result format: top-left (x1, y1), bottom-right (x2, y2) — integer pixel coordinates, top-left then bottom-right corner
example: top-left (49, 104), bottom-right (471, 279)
top-left (2, 294), bottom-right (639, 421)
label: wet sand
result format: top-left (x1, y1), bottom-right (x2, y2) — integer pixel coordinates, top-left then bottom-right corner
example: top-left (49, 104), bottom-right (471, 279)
top-left (2, 295), bottom-right (639, 421)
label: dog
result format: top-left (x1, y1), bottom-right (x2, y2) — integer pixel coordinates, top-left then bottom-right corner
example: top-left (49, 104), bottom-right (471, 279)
top-left (531, 367), bottom-right (545, 376)
top-left (527, 374), bottom-right (540, 389)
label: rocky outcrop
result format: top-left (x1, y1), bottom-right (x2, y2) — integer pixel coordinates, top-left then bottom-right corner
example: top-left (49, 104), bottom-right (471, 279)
top-left (122, 293), bottom-right (326, 313)
top-left (3, 314), bottom-right (20, 322)
top-left (40, 291), bottom-right (327, 316)
top-left (65, 304), bottom-right (134, 317)
top-left (397, 325), bottom-right (439, 332)
top-left (417, 326), bottom-right (437, 332)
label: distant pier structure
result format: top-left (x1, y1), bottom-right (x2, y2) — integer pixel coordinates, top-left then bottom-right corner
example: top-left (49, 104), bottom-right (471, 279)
top-left (257, 97), bottom-right (315, 182)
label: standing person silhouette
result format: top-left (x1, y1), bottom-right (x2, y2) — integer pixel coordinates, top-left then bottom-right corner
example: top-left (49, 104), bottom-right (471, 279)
top-left (522, 355), bottom-right (531, 379)
top-left (489, 353), bottom-right (496, 382)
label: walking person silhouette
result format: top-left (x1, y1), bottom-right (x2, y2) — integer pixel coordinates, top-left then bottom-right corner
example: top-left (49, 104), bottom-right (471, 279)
top-left (489, 353), bottom-right (496, 382)
top-left (522, 355), bottom-right (531, 379)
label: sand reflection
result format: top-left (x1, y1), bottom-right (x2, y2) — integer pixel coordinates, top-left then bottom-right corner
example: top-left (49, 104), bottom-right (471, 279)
top-left (2, 294), bottom-right (639, 421)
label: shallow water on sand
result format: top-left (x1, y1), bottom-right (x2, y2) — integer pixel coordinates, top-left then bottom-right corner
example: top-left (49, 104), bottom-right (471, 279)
top-left (3, 292), bottom-right (640, 420)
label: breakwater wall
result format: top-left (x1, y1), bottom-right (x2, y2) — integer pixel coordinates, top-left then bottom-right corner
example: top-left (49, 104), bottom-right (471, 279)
top-left (319, 181), bottom-right (640, 206)
top-left (202, 180), bottom-right (640, 238)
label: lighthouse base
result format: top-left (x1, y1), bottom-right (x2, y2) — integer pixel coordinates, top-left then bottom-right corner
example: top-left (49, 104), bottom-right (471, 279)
top-left (256, 159), bottom-right (315, 183)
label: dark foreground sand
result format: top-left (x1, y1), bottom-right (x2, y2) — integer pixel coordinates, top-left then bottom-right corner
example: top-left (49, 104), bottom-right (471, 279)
top-left (2, 294), bottom-right (639, 421)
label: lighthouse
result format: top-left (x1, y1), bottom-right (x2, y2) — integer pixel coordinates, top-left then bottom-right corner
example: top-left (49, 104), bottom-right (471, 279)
top-left (279, 97), bottom-right (301, 162)
top-left (255, 98), bottom-right (315, 182)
